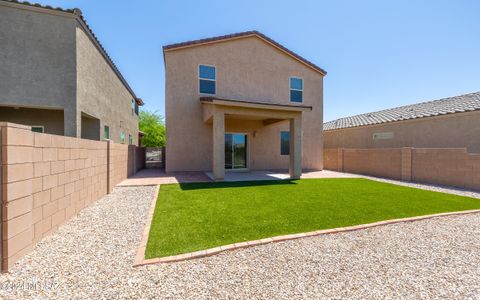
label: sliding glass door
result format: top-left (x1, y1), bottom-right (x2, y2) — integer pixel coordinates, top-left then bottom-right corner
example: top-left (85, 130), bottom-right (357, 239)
top-left (225, 133), bottom-right (247, 169)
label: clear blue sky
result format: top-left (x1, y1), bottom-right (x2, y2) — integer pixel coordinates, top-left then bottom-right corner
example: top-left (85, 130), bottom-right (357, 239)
top-left (37, 0), bottom-right (480, 121)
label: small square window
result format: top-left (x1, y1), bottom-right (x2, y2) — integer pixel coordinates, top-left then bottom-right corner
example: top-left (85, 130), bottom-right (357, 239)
top-left (290, 77), bottom-right (303, 102)
top-left (280, 131), bottom-right (290, 155)
top-left (104, 125), bottom-right (110, 140)
top-left (199, 65), bottom-right (216, 95)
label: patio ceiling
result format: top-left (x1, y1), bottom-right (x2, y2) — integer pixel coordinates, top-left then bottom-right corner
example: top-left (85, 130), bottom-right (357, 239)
top-left (201, 96), bottom-right (311, 125)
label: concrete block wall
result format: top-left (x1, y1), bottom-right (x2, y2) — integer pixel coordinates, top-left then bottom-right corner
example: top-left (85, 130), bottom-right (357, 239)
top-left (323, 148), bottom-right (339, 171)
top-left (342, 148), bottom-right (402, 180)
top-left (108, 142), bottom-right (129, 193)
top-left (411, 148), bottom-right (480, 190)
top-left (401, 148), bottom-right (412, 182)
top-left (324, 147), bottom-right (480, 190)
top-left (0, 122), bottom-right (135, 271)
top-left (128, 145), bottom-right (145, 176)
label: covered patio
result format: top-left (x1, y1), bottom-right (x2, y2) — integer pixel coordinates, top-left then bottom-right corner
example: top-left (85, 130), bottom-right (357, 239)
top-left (201, 96), bottom-right (312, 181)
top-left (117, 168), bottom-right (356, 186)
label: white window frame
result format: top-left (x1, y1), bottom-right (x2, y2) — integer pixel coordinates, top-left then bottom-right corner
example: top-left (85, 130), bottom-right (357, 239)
top-left (198, 64), bottom-right (216, 95)
top-left (289, 76), bottom-right (304, 103)
top-left (31, 125), bottom-right (44, 133)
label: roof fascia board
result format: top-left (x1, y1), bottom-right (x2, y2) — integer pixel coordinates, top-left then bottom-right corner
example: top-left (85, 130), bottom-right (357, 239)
top-left (164, 33), bottom-right (326, 76)
top-left (73, 17), bottom-right (141, 103)
top-left (255, 35), bottom-right (326, 76)
top-left (0, 1), bottom-right (73, 17)
top-left (202, 98), bottom-right (312, 112)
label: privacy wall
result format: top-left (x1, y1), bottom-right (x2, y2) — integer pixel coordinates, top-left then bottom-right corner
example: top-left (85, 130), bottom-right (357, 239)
top-left (324, 147), bottom-right (480, 190)
top-left (0, 122), bottom-right (143, 271)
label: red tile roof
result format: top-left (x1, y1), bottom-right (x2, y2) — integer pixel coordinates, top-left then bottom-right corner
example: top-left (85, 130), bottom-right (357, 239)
top-left (324, 91), bottom-right (480, 131)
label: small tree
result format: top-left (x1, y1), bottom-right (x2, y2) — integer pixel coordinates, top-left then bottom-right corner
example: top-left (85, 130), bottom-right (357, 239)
top-left (139, 110), bottom-right (166, 147)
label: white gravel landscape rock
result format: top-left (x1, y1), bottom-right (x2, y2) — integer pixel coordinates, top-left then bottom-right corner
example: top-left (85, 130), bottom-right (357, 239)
top-left (0, 184), bottom-right (480, 299)
top-left (360, 175), bottom-right (480, 199)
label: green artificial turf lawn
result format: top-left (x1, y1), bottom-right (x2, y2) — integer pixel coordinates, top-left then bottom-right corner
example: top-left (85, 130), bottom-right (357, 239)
top-left (145, 178), bottom-right (480, 258)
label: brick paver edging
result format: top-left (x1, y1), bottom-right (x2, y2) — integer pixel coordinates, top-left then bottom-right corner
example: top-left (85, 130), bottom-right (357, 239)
top-left (133, 184), bottom-right (161, 266)
top-left (133, 192), bottom-right (480, 266)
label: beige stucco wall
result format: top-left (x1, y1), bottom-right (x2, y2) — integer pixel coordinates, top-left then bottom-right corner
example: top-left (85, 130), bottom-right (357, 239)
top-left (0, 107), bottom-right (64, 135)
top-left (76, 26), bottom-right (139, 145)
top-left (0, 3), bottom-right (139, 144)
top-left (0, 4), bottom-right (77, 136)
top-left (165, 36), bottom-right (324, 172)
top-left (0, 122), bottom-right (143, 271)
top-left (80, 114), bottom-right (100, 141)
top-left (324, 110), bottom-right (480, 153)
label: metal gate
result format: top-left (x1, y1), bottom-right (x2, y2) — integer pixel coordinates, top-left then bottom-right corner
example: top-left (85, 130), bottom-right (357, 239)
top-left (145, 147), bottom-right (165, 169)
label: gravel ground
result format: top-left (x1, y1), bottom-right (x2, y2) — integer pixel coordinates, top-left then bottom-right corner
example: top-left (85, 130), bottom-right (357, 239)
top-left (1, 184), bottom-right (480, 299)
top-left (359, 175), bottom-right (480, 199)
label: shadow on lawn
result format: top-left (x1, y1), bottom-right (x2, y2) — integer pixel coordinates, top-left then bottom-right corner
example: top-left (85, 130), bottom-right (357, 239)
top-left (179, 179), bottom-right (298, 190)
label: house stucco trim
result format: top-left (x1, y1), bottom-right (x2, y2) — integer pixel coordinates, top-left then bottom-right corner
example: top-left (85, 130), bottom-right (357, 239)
top-left (200, 97), bottom-right (312, 111)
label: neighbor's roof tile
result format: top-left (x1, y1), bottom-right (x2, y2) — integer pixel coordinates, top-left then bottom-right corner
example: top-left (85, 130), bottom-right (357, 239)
top-left (324, 91), bottom-right (480, 131)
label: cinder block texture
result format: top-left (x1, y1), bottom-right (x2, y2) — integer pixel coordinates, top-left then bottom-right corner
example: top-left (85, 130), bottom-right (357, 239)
top-left (0, 123), bottom-right (138, 271)
top-left (324, 147), bottom-right (480, 190)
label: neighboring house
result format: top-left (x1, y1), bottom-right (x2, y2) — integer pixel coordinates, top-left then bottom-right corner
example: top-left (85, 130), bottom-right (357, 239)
top-left (0, 0), bottom-right (143, 145)
top-left (324, 91), bottom-right (480, 152)
top-left (164, 31), bottom-right (326, 180)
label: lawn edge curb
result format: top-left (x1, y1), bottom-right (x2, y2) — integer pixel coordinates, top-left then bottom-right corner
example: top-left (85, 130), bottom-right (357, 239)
top-left (133, 184), bottom-right (161, 267)
top-left (134, 208), bottom-right (480, 267)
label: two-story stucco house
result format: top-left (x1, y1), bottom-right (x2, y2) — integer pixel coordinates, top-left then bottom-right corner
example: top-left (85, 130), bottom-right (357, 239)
top-left (0, 0), bottom-right (143, 145)
top-left (164, 31), bottom-right (326, 180)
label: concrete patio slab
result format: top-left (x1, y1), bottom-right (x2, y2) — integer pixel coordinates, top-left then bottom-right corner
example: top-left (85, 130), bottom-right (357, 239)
top-left (206, 169), bottom-right (359, 182)
top-left (206, 171), bottom-right (290, 181)
top-left (119, 169), bottom-right (359, 186)
top-left (117, 168), bottom-right (211, 186)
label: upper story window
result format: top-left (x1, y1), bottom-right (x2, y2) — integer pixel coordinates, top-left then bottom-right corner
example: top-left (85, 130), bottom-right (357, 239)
top-left (120, 131), bottom-right (125, 144)
top-left (131, 99), bottom-right (139, 115)
top-left (290, 77), bottom-right (303, 103)
top-left (199, 65), bottom-right (216, 94)
top-left (129, 134), bottom-right (133, 145)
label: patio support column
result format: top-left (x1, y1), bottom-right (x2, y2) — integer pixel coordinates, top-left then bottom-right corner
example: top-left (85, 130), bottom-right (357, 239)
top-left (289, 115), bottom-right (302, 179)
top-left (212, 110), bottom-right (225, 181)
